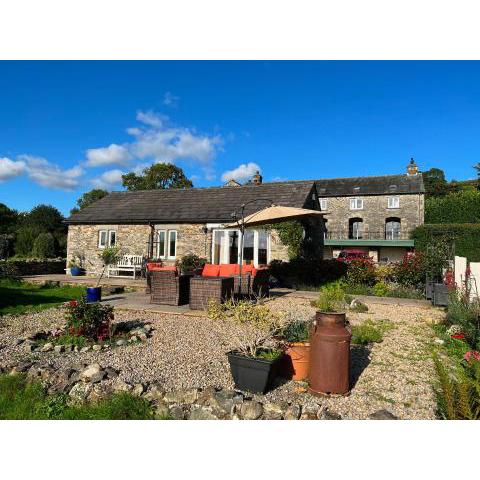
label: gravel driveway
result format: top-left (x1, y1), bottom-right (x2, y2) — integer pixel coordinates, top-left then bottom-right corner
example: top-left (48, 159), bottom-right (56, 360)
top-left (0, 293), bottom-right (445, 419)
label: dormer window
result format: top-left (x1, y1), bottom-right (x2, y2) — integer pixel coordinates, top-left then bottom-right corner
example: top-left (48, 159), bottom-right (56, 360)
top-left (318, 188), bottom-right (326, 194)
top-left (319, 198), bottom-right (328, 210)
top-left (350, 198), bottom-right (363, 210)
top-left (353, 186), bottom-right (360, 193)
top-left (388, 196), bottom-right (400, 209)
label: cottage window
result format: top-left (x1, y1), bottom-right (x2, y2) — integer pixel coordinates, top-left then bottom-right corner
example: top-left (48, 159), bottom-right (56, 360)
top-left (349, 198), bottom-right (363, 210)
top-left (348, 218), bottom-right (363, 239)
top-left (319, 198), bottom-right (328, 211)
top-left (156, 230), bottom-right (177, 259)
top-left (98, 230), bottom-right (116, 248)
top-left (387, 196), bottom-right (400, 208)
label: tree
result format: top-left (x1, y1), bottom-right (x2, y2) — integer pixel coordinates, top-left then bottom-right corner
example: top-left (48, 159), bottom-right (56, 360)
top-left (32, 232), bottom-right (56, 259)
top-left (14, 225), bottom-right (43, 257)
top-left (122, 163), bottom-right (193, 191)
top-left (422, 168), bottom-right (449, 197)
top-left (70, 189), bottom-right (108, 215)
top-left (0, 203), bottom-right (18, 235)
top-left (475, 162), bottom-right (480, 190)
top-left (24, 204), bottom-right (65, 233)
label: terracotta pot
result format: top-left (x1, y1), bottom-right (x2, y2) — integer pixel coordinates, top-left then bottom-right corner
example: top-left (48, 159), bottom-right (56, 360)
top-left (283, 342), bottom-right (310, 381)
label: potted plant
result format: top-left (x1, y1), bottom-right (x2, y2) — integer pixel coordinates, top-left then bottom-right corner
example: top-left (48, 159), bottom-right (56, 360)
top-left (207, 298), bottom-right (286, 394)
top-left (68, 255), bottom-right (85, 276)
top-left (312, 280), bottom-right (348, 324)
top-left (280, 319), bottom-right (311, 381)
top-left (177, 253), bottom-right (207, 275)
top-left (86, 246), bottom-right (120, 303)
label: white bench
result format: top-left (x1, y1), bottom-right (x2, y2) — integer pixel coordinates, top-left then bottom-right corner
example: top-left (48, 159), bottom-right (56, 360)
top-left (107, 255), bottom-right (144, 279)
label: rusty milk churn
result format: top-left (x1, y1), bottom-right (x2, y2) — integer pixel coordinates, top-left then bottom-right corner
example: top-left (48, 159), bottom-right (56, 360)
top-left (308, 311), bottom-right (351, 396)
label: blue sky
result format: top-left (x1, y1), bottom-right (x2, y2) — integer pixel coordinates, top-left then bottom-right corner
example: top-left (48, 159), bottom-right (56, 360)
top-left (1, 61), bottom-right (479, 216)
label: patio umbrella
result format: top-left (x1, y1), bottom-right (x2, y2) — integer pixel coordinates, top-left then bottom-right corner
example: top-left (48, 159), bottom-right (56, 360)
top-left (225, 204), bottom-right (326, 285)
top-left (224, 204), bottom-right (326, 228)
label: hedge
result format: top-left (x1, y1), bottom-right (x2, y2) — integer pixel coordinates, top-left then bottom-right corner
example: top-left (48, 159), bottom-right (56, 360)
top-left (425, 190), bottom-right (480, 224)
top-left (0, 259), bottom-right (66, 278)
top-left (411, 224), bottom-right (480, 262)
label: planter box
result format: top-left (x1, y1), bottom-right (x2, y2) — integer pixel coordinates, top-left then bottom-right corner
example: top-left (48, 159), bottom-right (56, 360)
top-left (227, 351), bottom-right (282, 394)
top-left (86, 287), bottom-right (102, 303)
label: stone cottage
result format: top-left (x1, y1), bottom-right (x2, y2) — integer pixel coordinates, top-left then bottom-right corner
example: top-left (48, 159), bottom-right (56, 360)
top-left (65, 181), bottom-right (321, 274)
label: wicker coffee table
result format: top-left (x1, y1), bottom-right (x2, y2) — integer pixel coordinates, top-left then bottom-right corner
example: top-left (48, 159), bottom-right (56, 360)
top-left (189, 276), bottom-right (234, 310)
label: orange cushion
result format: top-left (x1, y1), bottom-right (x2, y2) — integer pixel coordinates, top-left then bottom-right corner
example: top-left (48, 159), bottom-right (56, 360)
top-left (242, 264), bottom-right (254, 274)
top-left (150, 266), bottom-right (177, 274)
top-left (219, 264), bottom-right (240, 277)
top-left (202, 264), bottom-right (220, 277)
top-left (147, 262), bottom-right (163, 271)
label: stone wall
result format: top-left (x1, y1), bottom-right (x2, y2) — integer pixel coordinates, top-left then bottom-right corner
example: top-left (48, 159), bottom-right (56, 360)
top-left (322, 193), bottom-right (424, 236)
top-left (0, 259), bottom-right (66, 277)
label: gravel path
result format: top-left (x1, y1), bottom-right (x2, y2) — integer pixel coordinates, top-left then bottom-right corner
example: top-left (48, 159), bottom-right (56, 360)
top-left (0, 294), bottom-right (445, 419)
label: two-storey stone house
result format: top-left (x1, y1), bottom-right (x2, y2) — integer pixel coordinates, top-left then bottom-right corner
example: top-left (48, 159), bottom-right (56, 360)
top-left (318, 159), bottom-right (425, 262)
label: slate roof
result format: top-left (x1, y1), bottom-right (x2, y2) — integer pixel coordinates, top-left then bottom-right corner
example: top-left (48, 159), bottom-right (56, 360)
top-left (66, 181), bottom-right (317, 225)
top-left (314, 174), bottom-right (424, 197)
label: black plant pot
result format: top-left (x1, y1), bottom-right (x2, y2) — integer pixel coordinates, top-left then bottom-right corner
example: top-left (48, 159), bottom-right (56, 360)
top-left (227, 351), bottom-right (282, 394)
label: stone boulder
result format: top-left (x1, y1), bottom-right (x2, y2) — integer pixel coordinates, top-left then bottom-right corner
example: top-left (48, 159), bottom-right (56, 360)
top-left (369, 409), bottom-right (398, 420)
top-left (239, 401), bottom-right (263, 420)
top-left (79, 363), bottom-right (106, 383)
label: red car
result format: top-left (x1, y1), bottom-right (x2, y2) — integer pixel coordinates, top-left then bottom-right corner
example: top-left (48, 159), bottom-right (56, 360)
top-left (336, 249), bottom-right (373, 263)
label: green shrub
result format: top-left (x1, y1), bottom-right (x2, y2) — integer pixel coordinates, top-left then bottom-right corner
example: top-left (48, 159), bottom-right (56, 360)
top-left (434, 355), bottom-right (480, 420)
top-left (446, 292), bottom-right (480, 350)
top-left (392, 252), bottom-right (426, 289)
top-left (373, 281), bottom-right (390, 297)
top-left (350, 301), bottom-right (369, 313)
top-left (14, 225), bottom-right (42, 257)
top-left (346, 259), bottom-right (376, 286)
top-left (281, 320), bottom-right (310, 343)
top-left (425, 189), bottom-right (480, 224)
top-left (32, 232), bottom-right (56, 259)
top-left (351, 319), bottom-right (394, 345)
top-left (313, 280), bottom-right (347, 312)
top-left (412, 224), bottom-right (480, 262)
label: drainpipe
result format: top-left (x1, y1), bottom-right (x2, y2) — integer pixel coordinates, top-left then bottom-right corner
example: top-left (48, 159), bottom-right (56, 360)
top-left (148, 222), bottom-right (155, 259)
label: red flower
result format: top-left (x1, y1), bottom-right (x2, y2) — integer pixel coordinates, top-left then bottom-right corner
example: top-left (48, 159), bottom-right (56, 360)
top-left (69, 300), bottom-right (78, 307)
top-left (464, 351), bottom-right (480, 361)
top-left (451, 333), bottom-right (466, 340)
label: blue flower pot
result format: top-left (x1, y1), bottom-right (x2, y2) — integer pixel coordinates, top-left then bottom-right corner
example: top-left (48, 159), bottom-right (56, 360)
top-left (86, 287), bottom-right (102, 303)
top-left (70, 267), bottom-right (84, 276)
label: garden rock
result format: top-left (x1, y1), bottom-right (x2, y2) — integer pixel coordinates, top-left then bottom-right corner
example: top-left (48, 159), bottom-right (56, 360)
top-left (10, 361), bottom-right (33, 374)
top-left (68, 382), bottom-right (93, 403)
top-left (116, 339), bottom-right (126, 346)
top-left (189, 405), bottom-right (219, 420)
top-left (169, 405), bottom-right (186, 420)
top-left (112, 378), bottom-right (133, 393)
top-left (41, 342), bottom-right (54, 352)
top-left (239, 401), bottom-right (263, 420)
top-left (369, 409), bottom-right (398, 420)
top-left (92, 344), bottom-right (102, 351)
top-left (105, 367), bottom-right (119, 379)
top-left (80, 363), bottom-right (106, 383)
top-left (350, 299), bottom-right (368, 312)
top-left (132, 383), bottom-right (145, 396)
top-left (64, 344), bottom-right (73, 352)
top-left (80, 346), bottom-right (91, 353)
top-left (319, 408), bottom-right (342, 420)
top-left (54, 345), bottom-right (65, 353)
top-left (164, 388), bottom-right (199, 404)
top-left (155, 402), bottom-right (170, 419)
top-left (300, 405), bottom-right (319, 420)
top-left (88, 383), bottom-right (112, 403)
top-left (144, 382), bottom-right (166, 402)
top-left (284, 405), bottom-right (302, 420)
top-left (263, 402), bottom-right (287, 419)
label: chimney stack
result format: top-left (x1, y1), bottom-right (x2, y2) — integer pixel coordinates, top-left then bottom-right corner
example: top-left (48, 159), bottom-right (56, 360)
top-left (407, 158), bottom-right (419, 176)
top-left (252, 170), bottom-right (263, 185)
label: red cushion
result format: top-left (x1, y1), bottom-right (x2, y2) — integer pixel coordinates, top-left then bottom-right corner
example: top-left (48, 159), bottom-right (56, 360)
top-left (150, 266), bottom-right (177, 274)
top-left (202, 264), bottom-right (220, 277)
top-left (147, 262), bottom-right (163, 271)
top-left (219, 264), bottom-right (240, 277)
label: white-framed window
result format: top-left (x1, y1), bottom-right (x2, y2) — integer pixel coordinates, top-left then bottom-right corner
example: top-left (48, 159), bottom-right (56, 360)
top-left (387, 196), bottom-right (400, 208)
top-left (319, 198), bottom-right (328, 211)
top-left (98, 230), bottom-right (116, 248)
top-left (156, 229), bottom-right (177, 259)
top-left (349, 198), bottom-right (363, 210)
top-left (211, 229), bottom-right (270, 267)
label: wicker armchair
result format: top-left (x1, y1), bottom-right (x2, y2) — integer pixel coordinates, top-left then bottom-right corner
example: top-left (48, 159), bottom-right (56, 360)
top-left (189, 276), bottom-right (234, 310)
top-left (150, 270), bottom-right (191, 306)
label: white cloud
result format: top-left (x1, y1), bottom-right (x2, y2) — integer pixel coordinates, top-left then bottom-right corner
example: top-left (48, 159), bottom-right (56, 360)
top-left (85, 110), bottom-right (223, 180)
top-left (221, 162), bottom-right (261, 183)
top-left (86, 143), bottom-right (132, 167)
top-left (163, 91), bottom-right (179, 107)
top-left (18, 154), bottom-right (84, 190)
top-left (0, 157), bottom-right (26, 181)
top-left (91, 169), bottom-right (124, 189)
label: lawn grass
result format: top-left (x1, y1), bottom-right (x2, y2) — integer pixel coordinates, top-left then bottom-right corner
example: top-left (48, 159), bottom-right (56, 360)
top-left (0, 373), bottom-right (159, 420)
top-left (0, 279), bottom-right (86, 316)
